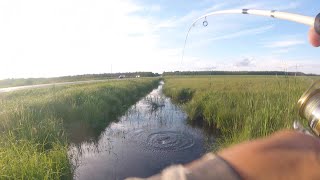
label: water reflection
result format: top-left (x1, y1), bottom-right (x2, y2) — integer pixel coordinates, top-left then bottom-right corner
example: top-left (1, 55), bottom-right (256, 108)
top-left (69, 82), bottom-right (214, 180)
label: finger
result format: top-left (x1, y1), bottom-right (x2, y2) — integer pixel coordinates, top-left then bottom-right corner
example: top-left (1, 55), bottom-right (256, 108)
top-left (263, 130), bottom-right (320, 150)
top-left (309, 27), bottom-right (320, 47)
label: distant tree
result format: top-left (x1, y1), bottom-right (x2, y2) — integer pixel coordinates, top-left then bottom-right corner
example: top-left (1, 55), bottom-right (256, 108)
top-left (162, 71), bottom-right (314, 76)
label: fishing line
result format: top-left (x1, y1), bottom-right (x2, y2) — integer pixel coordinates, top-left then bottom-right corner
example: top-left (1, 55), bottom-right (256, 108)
top-left (182, 9), bottom-right (320, 62)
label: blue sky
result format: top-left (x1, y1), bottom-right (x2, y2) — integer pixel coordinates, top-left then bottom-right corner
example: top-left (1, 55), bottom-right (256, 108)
top-left (0, 0), bottom-right (319, 79)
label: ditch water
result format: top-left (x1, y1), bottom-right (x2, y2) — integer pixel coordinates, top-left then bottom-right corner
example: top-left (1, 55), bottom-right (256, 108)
top-left (69, 82), bottom-right (215, 180)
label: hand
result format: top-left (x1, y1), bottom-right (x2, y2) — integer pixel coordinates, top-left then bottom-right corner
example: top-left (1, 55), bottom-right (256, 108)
top-left (309, 27), bottom-right (320, 47)
top-left (218, 130), bottom-right (320, 180)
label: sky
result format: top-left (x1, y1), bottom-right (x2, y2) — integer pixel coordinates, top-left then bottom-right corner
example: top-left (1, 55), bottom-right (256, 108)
top-left (0, 0), bottom-right (319, 79)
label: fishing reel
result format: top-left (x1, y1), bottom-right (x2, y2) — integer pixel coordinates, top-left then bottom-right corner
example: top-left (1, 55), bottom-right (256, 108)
top-left (296, 81), bottom-right (320, 136)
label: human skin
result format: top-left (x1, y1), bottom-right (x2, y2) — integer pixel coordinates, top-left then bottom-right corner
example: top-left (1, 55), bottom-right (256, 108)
top-left (309, 27), bottom-right (320, 47)
top-left (218, 130), bottom-right (320, 180)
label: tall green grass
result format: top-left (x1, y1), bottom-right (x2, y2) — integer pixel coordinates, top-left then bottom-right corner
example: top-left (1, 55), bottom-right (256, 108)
top-left (0, 78), bottom-right (159, 179)
top-left (163, 76), bottom-right (316, 148)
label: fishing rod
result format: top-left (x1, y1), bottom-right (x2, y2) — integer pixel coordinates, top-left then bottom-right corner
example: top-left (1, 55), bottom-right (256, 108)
top-left (183, 9), bottom-right (320, 62)
top-left (183, 9), bottom-right (320, 136)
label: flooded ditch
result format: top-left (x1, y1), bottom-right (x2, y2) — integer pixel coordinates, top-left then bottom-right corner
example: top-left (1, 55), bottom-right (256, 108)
top-left (69, 82), bottom-right (215, 180)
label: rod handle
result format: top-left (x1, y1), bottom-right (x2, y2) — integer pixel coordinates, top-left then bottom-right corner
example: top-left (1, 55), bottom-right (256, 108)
top-left (315, 13), bottom-right (320, 36)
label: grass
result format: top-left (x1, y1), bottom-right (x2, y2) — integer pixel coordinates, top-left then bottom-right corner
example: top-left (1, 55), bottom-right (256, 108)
top-left (163, 75), bottom-right (318, 149)
top-left (0, 72), bottom-right (159, 88)
top-left (0, 78), bottom-right (160, 179)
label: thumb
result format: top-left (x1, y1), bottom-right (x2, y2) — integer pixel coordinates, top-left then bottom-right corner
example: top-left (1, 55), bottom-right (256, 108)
top-left (309, 27), bottom-right (320, 47)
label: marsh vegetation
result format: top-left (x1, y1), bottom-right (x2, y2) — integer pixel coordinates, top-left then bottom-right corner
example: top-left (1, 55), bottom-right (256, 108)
top-left (0, 78), bottom-right (159, 179)
top-left (163, 76), bottom-right (317, 148)
top-left (2, 74), bottom-right (317, 179)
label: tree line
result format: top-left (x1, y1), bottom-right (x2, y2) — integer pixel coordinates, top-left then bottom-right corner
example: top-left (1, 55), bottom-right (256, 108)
top-left (162, 71), bottom-right (318, 76)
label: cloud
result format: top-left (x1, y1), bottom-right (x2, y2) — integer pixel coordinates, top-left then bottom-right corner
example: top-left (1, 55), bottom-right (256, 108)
top-left (187, 24), bottom-right (274, 49)
top-left (235, 58), bottom-right (256, 67)
top-left (178, 56), bottom-right (224, 71)
top-left (234, 2), bottom-right (266, 9)
top-left (234, 1), bottom-right (300, 10)
top-left (263, 39), bottom-right (305, 48)
top-left (229, 55), bottom-right (320, 75)
top-left (179, 55), bottom-right (320, 75)
top-left (0, 0), bottom-right (183, 78)
top-left (149, 4), bottom-right (161, 12)
top-left (0, 0), bottom-right (316, 78)
top-left (155, 19), bottom-right (177, 29)
top-left (204, 3), bottom-right (229, 13)
top-left (271, 49), bottom-right (291, 54)
top-left (273, 2), bottom-right (300, 11)
top-left (199, 66), bottom-right (218, 71)
top-left (163, 2), bottom-right (227, 28)
top-left (209, 25), bottom-right (274, 41)
top-left (148, 2), bottom-right (227, 30)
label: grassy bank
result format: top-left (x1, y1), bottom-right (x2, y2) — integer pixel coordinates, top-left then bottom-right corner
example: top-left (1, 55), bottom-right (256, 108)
top-left (0, 78), bottom-right (159, 179)
top-left (163, 76), bottom-right (316, 148)
top-left (0, 72), bottom-right (160, 88)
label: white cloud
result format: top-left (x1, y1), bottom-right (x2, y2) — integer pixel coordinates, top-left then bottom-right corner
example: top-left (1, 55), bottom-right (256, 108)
top-left (172, 54), bottom-right (320, 75)
top-left (205, 3), bottom-right (228, 12)
top-left (0, 0), bottom-right (315, 79)
top-left (233, 1), bottom-right (300, 10)
top-left (186, 25), bottom-right (273, 49)
top-left (227, 55), bottom-right (320, 75)
top-left (235, 58), bottom-right (256, 67)
top-left (234, 2), bottom-right (266, 9)
top-left (149, 4), bottom-right (161, 12)
top-left (209, 25), bottom-right (274, 41)
top-left (162, 2), bottom-right (228, 29)
top-left (273, 2), bottom-right (300, 11)
top-left (271, 49), bottom-right (291, 54)
top-left (264, 39), bottom-right (305, 48)
top-left (0, 0), bottom-right (182, 79)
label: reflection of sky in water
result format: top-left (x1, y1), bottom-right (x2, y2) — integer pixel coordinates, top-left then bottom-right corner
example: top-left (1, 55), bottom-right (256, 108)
top-left (69, 83), bottom-right (214, 180)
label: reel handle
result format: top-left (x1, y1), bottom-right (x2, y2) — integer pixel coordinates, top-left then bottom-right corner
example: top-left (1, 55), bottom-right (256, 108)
top-left (293, 121), bottom-right (314, 137)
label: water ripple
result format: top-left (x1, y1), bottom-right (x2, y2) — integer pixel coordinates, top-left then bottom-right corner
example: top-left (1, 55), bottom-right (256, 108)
top-left (130, 130), bottom-right (195, 152)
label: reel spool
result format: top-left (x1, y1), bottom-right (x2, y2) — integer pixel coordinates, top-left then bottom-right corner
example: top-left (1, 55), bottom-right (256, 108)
top-left (297, 81), bottom-right (320, 136)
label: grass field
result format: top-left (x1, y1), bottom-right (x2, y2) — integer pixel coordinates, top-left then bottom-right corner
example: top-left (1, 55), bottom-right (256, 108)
top-left (163, 75), bottom-right (317, 149)
top-left (0, 78), bottom-right (159, 179)
top-left (0, 72), bottom-right (159, 88)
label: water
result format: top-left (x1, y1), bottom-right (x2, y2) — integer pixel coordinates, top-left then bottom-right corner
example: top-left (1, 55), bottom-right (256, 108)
top-left (69, 82), bottom-right (215, 180)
